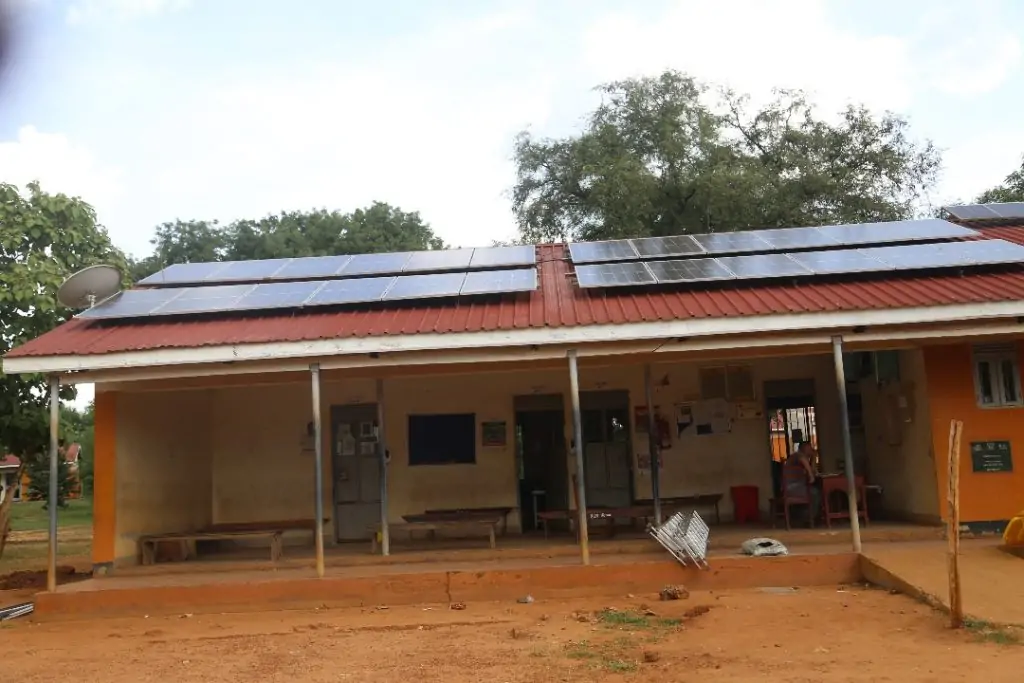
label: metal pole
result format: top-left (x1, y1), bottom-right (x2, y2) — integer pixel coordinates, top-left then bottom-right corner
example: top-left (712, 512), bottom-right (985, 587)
top-left (567, 350), bottom-right (590, 565)
top-left (644, 364), bottom-right (662, 525)
top-left (376, 378), bottom-right (390, 556)
top-left (831, 336), bottom-right (862, 553)
top-left (310, 364), bottom-right (325, 577)
top-left (46, 374), bottom-right (60, 593)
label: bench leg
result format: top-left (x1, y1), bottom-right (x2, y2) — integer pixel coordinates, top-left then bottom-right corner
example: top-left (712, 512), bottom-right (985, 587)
top-left (371, 533), bottom-right (378, 555)
top-left (270, 533), bottom-right (283, 562)
top-left (142, 541), bottom-right (153, 566)
top-left (488, 525), bottom-right (496, 549)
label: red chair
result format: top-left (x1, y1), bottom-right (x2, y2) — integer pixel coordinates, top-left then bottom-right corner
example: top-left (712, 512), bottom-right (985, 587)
top-left (774, 465), bottom-right (816, 530)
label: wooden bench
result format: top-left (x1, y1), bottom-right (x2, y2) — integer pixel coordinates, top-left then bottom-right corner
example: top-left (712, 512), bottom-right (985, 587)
top-left (139, 529), bottom-right (284, 565)
top-left (637, 494), bottom-right (723, 524)
top-left (422, 507), bottom-right (514, 535)
top-left (537, 494), bottom-right (723, 538)
top-left (369, 516), bottom-right (501, 554)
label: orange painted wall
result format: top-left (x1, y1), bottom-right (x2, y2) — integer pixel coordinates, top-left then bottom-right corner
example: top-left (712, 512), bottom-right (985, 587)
top-left (92, 391), bottom-right (117, 568)
top-left (924, 343), bottom-right (1024, 523)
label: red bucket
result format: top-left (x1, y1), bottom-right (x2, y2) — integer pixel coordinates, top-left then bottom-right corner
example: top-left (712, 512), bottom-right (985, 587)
top-left (730, 485), bottom-right (760, 524)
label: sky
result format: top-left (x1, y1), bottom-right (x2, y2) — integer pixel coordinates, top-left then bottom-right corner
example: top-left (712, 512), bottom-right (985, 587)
top-left (2, 0), bottom-right (1024, 408)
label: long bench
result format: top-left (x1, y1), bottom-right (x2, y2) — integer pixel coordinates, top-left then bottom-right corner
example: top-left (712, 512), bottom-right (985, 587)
top-left (536, 493), bottom-right (723, 538)
top-left (369, 516), bottom-right (501, 554)
top-left (139, 529), bottom-right (284, 565)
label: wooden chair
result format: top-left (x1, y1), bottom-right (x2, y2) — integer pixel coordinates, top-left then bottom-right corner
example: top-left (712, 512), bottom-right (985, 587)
top-left (775, 464), bottom-right (815, 530)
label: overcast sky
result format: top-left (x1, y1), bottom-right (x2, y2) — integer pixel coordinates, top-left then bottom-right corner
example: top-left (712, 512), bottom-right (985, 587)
top-left (2, 0), bottom-right (1023, 261)
top-left (3, 0), bottom-right (1024, 409)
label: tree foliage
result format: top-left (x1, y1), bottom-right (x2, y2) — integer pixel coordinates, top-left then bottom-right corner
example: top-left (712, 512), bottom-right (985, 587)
top-left (131, 203), bottom-right (446, 281)
top-left (512, 71), bottom-right (942, 243)
top-left (977, 156), bottom-right (1024, 203)
top-left (0, 182), bottom-right (129, 460)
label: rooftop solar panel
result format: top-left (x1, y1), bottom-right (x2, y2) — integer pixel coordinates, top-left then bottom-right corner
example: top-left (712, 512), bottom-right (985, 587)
top-left (152, 284), bottom-right (255, 316)
top-left (403, 248), bottom-right (474, 273)
top-left (943, 204), bottom-right (1001, 221)
top-left (137, 261), bottom-right (229, 286)
top-left (631, 235), bottom-right (705, 258)
top-left (468, 245), bottom-right (536, 268)
top-left (690, 232), bottom-right (772, 254)
top-left (574, 262), bottom-right (655, 288)
top-left (273, 255), bottom-right (352, 280)
top-left (341, 252), bottom-right (413, 276)
top-left (647, 258), bottom-right (735, 283)
top-left (816, 218), bottom-right (975, 246)
top-left (991, 202), bottom-right (1024, 220)
top-left (306, 277), bottom-right (394, 306)
top-left (382, 272), bottom-right (467, 301)
top-left (236, 281), bottom-right (323, 311)
top-left (787, 249), bottom-right (890, 274)
top-left (211, 258), bottom-right (293, 282)
top-left (755, 227), bottom-right (839, 250)
top-left (77, 288), bottom-right (185, 319)
top-left (716, 253), bottom-right (812, 280)
top-left (567, 240), bottom-right (640, 264)
top-left (460, 268), bottom-right (537, 295)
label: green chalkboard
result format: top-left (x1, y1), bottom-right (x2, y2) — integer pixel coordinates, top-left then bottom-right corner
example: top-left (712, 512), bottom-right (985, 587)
top-left (969, 441), bottom-right (1013, 473)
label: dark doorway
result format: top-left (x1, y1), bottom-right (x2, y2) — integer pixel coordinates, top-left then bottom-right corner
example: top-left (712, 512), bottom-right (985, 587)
top-left (515, 394), bottom-right (566, 532)
top-left (331, 404), bottom-right (381, 542)
top-left (764, 379), bottom-right (818, 500)
top-left (580, 390), bottom-right (633, 509)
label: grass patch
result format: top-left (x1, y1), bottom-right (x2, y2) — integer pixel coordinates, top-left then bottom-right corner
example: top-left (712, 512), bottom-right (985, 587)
top-left (597, 608), bottom-right (681, 631)
top-left (563, 641), bottom-right (639, 673)
top-left (8, 496), bottom-right (93, 532)
top-left (964, 619), bottom-right (1022, 646)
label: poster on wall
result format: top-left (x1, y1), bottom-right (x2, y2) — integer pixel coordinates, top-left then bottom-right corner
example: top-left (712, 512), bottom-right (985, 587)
top-left (734, 401), bottom-right (763, 420)
top-left (637, 452), bottom-right (663, 471)
top-left (675, 403), bottom-right (694, 437)
top-left (634, 405), bottom-right (650, 433)
top-left (481, 421), bottom-right (507, 447)
top-left (693, 398), bottom-right (732, 435)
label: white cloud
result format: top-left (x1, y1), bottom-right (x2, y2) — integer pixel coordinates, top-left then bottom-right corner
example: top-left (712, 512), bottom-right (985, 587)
top-left (0, 125), bottom-right (123, 209)
top-left (938, 131), bottom-right (1024, 204)
top-left (66, 0), bottom-right (191, 24)
top-left (581, 0), bottom-right (916, 115)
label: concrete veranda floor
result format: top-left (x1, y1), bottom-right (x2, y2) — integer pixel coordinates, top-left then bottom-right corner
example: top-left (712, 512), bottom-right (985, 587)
top-left (863, 539), bottom-right (1024, 626)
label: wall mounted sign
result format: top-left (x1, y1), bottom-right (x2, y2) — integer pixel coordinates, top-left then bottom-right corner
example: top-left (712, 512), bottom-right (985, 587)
top-left (481, 421), bottom-right (507, 447)
top-left (970, 441), bottom-right (1013, 473)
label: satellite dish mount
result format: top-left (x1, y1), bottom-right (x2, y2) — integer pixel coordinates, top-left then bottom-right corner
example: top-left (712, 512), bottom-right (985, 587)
top-left (57, 265), bottom-right (123, 310)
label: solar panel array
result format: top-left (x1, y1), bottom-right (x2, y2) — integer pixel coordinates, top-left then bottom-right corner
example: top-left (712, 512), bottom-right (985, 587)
top-left (943, 203), bottom-right (1024, 222)
top-left (81, 267), bottom-right (539, 320)
top-left (567, 219), bottom-right (977, 264)
top-left (574, 239), bottom-right (1024, 289)
top-left (138, 244), bottom-right (537, 286)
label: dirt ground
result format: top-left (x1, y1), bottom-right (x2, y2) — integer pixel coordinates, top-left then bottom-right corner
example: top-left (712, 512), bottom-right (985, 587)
top-left (2, 586), bottom-right (1021, 682)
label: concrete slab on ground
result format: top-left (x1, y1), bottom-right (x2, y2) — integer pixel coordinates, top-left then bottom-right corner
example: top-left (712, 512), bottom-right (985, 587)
top-left (862, 539), bottom-right (1024, 626)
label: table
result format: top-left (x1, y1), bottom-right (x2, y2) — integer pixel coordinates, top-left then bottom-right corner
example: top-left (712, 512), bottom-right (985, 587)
top-left (820, 474), bottom-right (869, 527)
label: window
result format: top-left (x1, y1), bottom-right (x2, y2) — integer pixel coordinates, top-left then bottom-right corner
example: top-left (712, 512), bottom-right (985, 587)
top-left (973, 344), bottom-right (1023, 408)
top-left (699, 364), bottom-right (755, 401)
top-left (408, 413), bottom-right (476, 465)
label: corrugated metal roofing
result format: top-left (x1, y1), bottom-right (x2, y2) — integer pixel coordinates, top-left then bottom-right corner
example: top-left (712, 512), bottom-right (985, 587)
top-left (8, 223), bottom-right (1024, 359)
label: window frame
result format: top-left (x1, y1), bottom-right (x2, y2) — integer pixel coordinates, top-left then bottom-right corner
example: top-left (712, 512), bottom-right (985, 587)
top-left (972, 345), bottom-right (1023, 409)
top-left (407, 412), bottom-right (477, 466)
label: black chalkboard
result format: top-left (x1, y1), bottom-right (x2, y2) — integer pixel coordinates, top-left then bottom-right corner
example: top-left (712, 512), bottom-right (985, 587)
top-left (969, 441), bottom-right (1013, 473)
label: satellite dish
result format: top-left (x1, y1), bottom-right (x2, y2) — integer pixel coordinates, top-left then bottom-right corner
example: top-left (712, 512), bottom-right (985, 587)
top-left (57, 265), bottom-right (123, 309)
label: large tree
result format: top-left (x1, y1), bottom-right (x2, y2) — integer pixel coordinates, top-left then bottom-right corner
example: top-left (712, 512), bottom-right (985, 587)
top-left (512, 71), bottom-right (942, 243)
top-left (977, 156), bottom-right (1024, 203)
top-left (0, 182), bottom-right (129, 461)
top-left (132, 202), bottom-right (446, 281)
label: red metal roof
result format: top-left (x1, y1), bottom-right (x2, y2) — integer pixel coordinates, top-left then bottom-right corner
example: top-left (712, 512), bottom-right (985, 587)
top-left (8, 224), bottom-right (1024, 359)
top-left (0, 455), bottom-right (21, 468)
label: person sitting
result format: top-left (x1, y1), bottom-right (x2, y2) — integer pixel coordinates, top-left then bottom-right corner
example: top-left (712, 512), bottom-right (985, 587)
top-left (784, 442), bottom-right (821, 525)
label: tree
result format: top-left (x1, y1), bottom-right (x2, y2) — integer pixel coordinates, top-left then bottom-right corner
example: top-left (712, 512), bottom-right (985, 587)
top-left (977, 156), bottom-right (1024, 203)
top-left (131, 203), bottom-right (447, 281)
top-left (512, 71), bottom-right (942, 243)
top-left (25, 445), bottom-right (76, 508)
top-left (0, 182), bottom-right (129, 465)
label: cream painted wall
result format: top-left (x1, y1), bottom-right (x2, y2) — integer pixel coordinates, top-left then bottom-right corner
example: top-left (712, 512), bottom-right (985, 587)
top-left (632, 354), bottom-right (842, 515)
top-left (114, 389), bottom-right (214, 563)
top-left (859, 349), bottom-right (939, 521)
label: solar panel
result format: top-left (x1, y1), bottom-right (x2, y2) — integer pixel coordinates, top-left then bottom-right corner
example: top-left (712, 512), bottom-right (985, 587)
top-left (274, 255), bottom-right (352, 280)
top-left (755, 227), bottom-right (839, 250)
top-left (460, 268), bottom-right (537, 295)
top-left (77, 288), bottom-right (185, 319)
top-left (943, 204), bottom-right (1001, 221)
top-left (383, 272), bottom-right (467, 301)
top-left (212, 258), bottom-right (292, 282)
top-left (788, 249), bottom-right (890, 274)
top-left (991, 202), bottom-right (1024, 220)
top-left (816, 218), bottom-right (975, 246)
top-left (568, 240), bottom-right (639, 264)
top-left (575, 262), bottom-right (655, 288)
top-left (716, 253), bottom-right (812, 280)
top-left (632, 235), bottom-right (705, 258)
top-left (468, 245), bottom-right (536, 268)
top-left (152, 284), bottom-right (255, 315)
top-left (690, 232), bottom-right (772, 254)
top-left (306, 276), bottom-right (395, 306)
top-left (236, 281), bottom-right (323, 310)
top-left (137, 261), bottom-right (229, 286)
top-left (340, 252), bottom-right (413, 276)
top-left (403, 248), bottom-right (474, 273)
top-left (647, 258), bottom-right (734, 283)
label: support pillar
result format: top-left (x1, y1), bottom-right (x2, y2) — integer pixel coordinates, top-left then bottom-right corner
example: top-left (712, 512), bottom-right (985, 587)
top-left (310, 363), bottom-right (326, 577)
top-left (376, 378), bottom-right (390, 556)
top-left (644, 364), bottom-right (662, 525)
top-left (831, 336), bottom-right (863, 553)
top-left (47, 374), bottom-right (60, 593)
top-left (567, 350), bottom-right (590, 565)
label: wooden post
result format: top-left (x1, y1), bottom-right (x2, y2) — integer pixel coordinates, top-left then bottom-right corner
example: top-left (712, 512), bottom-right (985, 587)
top-left (567, 349), bottom-right (590, 566)
top-left (310, 364), bottom-right (325, 578)
top-left (947, 418), bottom-right (964, 629)
top-left (376, 378), bottom-right (390, 557)
top-left (643, 364), bottom-right (662, 525)
top-left (47, 374), bottom-right (60, 593)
